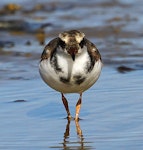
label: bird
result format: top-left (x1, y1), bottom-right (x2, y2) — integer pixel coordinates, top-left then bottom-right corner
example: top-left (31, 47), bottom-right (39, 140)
top-left (39, 30), bottom-right (102, 121)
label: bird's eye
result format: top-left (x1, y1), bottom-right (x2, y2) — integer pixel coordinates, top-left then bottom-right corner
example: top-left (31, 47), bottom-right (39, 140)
top-left (79, 38), bottom-right (85, 48)
top-left (59, 39), bottom-right (66, 49)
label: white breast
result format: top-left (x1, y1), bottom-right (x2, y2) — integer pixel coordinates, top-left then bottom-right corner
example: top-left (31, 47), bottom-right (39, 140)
top-left (39, 47), bottom-right (102, 93)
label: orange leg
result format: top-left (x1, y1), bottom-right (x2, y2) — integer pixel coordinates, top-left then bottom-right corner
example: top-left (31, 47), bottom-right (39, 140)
top-left (75, 93), bottom-right (82, 121)
top-left (61, 93), bottom-right (71, 119)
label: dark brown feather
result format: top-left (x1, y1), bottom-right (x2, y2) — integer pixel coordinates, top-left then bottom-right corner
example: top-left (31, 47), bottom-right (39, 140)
top-left (84, 38), bottom-right (101, 62)
top-left (40, 37), bottom-right (60, 61)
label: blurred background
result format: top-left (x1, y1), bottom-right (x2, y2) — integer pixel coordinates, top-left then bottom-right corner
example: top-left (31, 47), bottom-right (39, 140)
top-left (0, 0), bottom-right (143, 149)
top-left (0, 0), bottom-right (143, 70)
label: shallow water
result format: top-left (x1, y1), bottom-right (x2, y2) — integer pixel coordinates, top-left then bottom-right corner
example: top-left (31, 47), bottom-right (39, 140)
top-left (0, 67), bottom-right (143, 149)
top-left (0, 0), bottom-right (143, 149)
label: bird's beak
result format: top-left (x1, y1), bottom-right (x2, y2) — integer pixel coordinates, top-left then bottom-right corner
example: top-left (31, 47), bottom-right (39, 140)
top-left (68, 47), bottom-right (77, 61)
top-left (71, 53), bottom-right (75, 61)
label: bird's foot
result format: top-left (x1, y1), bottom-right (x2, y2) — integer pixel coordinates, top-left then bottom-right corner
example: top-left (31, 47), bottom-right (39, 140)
top-left (74, 117), bottom-right (82, 122)
top-left (66, 115), bottom-right (74, 121)
top-left (65, 115), bottom-right (82, 121)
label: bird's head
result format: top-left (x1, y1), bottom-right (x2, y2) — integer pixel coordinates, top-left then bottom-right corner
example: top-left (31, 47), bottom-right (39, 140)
top-left (58, 30), bottom-right (85, 61)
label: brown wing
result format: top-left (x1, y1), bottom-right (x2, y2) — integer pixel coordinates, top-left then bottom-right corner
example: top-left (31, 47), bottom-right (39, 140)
top-left (40, 37), bottom-right (59, 61)
top-left (84, 38), bottom-right (102, 72)
top-left (84, 38), bottom-right (101, 62)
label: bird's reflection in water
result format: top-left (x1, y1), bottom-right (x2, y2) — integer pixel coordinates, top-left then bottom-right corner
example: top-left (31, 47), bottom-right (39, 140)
top-left (63, 120), bottom-right (84, 149)
top-left (62, 120), bottom-right (91, 150)
top-left (50, 119), bottom-right (92, 149)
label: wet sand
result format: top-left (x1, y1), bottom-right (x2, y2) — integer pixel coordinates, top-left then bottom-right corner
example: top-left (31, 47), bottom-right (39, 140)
top-left (0, 0), bottom-right (143, 149)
